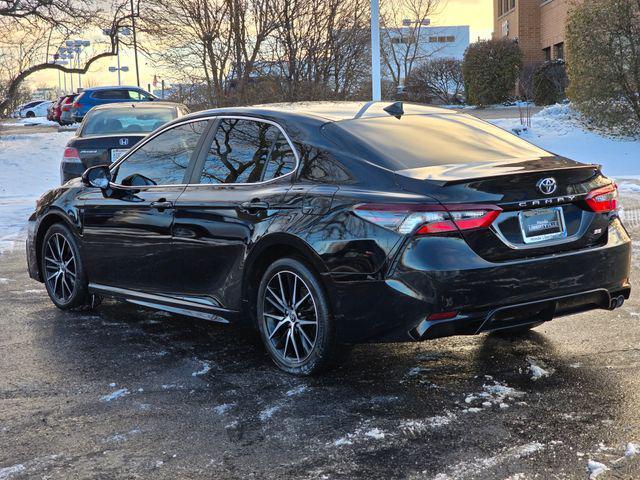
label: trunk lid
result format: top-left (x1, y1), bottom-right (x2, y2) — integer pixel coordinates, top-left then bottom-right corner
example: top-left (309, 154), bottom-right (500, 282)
top-left (395, 157), bottom-right (613, 261)
top-left (67, 135), bottom-right (146, 169)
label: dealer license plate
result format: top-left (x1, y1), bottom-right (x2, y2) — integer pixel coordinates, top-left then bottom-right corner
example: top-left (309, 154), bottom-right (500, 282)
top-left (519, 207), bottom-right (567, 244)
top-left (110, 148), bottom-right (128, 162)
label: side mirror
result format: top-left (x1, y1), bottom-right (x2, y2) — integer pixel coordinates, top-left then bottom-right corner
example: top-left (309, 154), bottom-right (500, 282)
top-left (82, 165), bottom-right (111, 189)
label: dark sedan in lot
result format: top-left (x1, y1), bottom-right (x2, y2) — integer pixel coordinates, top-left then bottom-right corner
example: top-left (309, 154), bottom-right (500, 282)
top-left (28, 102), bottom-right (631, 375)
top-left (60, 102), bottom-right (187, 183)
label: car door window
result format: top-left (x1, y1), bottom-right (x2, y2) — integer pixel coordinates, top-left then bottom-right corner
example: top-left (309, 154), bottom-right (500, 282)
top-left (200, 119), bottom-right (294, 184)
top-left (128, 90), bottom-right (150, 100)
top-left (113, 121), bottom-right (208, 186)
top-left (93, 90), bottom-right (129, 100)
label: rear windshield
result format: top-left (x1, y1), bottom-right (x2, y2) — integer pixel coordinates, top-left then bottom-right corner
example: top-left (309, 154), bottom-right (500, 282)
top-left (324, 114), bottom-right (550, 171)
top-left (82, 107), bottom-right (176, 136)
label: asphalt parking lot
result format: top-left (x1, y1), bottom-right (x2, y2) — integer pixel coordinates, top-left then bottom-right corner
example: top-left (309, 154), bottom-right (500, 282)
top-left (1, 191), bottom-right (640, 480)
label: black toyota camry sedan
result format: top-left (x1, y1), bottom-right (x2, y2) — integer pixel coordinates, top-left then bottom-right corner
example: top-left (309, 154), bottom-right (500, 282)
top-left (26, 102), bottom-right (631, 374)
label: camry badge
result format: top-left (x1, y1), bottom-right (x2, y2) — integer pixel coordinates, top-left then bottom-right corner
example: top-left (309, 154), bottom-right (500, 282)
top-left (119, 138), bottom-right (129, 146)
top-left (537, 177), bottom-right (557, 195)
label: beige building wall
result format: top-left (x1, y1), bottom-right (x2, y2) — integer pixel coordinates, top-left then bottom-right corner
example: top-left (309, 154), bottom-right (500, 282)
top-left (493, 0), bottom-right (581, 65)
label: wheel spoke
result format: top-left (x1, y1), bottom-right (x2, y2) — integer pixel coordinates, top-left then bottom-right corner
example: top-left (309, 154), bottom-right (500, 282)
top-left (291, 275), bottom-right (297, 307)
top-left (269, 319), bottom-right (289, 340)
top-left (290, 328), bottom-right (301, 361)
top-left (266, 287), bottom-right (286, 311)
top-left (297, 324), bottom-right (314, 352)
top-left (297, 319), bottom-right (316, 326)
top-left (276, 273), bottom-right (288, 308)
top-left (282, 330), bottom-right (291, 359)
top-left (294, 292), bottom-right (310, 311)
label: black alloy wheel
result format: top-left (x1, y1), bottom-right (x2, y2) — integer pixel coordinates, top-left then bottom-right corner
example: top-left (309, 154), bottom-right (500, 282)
top-left (41, 223), bottom-right (90, 309)
top-left (257, 258), bottom-right (341, 375)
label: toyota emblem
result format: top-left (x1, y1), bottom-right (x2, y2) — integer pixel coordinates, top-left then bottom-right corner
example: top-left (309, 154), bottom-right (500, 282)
top-left (119, 138), bottom-right (129, 146)
top-left (537, 177), bottom-right (557, 195)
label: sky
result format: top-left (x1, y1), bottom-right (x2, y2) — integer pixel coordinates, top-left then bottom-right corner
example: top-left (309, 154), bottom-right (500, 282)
top-left (28, 0), bottom-right (494, 94)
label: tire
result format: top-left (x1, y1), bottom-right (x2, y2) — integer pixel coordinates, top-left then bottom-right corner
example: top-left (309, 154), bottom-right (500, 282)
top-left (41, 223), bottom-right (90, 310)
top-left (256, 257), bottom-right (342, 375)
top-left (490, 322), bottom-right (542, 337)
top-left (26, 111), bottom-right (35, 118)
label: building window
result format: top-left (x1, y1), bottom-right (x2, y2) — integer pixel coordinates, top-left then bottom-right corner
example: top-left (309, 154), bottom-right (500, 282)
top-left (446, 36), bottom-right (455, 42)
top-left (499, 0), bottom-right (515, 16)
top-left (554, 42), bottom-right (564, 60)
top-left (543, 47), bottom-right (551, 61)
top-left (391, 35), bottom-right (416, 45)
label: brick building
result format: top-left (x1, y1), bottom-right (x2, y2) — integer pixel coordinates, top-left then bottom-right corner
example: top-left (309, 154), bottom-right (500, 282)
top-left (493, 0), bottom-right (581, 65)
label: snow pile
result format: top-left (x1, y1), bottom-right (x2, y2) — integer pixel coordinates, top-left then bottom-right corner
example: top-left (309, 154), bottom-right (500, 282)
top-left (587, 460), bottom-right (609, 479)
top-left (527, 356), bottom-right (555, 381)
top-left (626, 442), bottom-right (640, 457)
top-left (285, 385), bottom-right (308, 396)
top-left (490, 105), bottom-right (640, 178)
top-left (100, 388), bottom-right (130, 402)
top-left (0, 132), bottom-right (73, 253)
top-left (433, 442), bottom-right (544, 480)
top-left (191, 360), bottom-right (211, 377)
top-left (463, 380), bottom-right (525, 412)
top-left (0, 463), bottom-right (26, 478)
top-left (332, 425), bottom-right (388, 446)
top-left (400, 412), bottom-right (456, 436)
top-left (259, 404), bottom-right (282, 421)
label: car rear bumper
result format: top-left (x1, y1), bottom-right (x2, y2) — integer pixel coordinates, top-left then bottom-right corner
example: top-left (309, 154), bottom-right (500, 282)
top-left (60, 161), bottom-right (85, 184)
top-left (326, 218), bottom-right (632, 343)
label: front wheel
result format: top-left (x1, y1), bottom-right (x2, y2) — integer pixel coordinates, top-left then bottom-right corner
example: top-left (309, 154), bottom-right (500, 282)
top-left (41, 223), bottom-right (90, 310)
top-left (256, 258), bottom-right (342, 375)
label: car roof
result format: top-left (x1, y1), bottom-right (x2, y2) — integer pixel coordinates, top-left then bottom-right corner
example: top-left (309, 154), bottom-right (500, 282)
top-left (184, 101), bottom-right (456, 124)
top-left (81, 85), bottom-right (145, 91)
top-left (90, 102), bottom-right (182, 111)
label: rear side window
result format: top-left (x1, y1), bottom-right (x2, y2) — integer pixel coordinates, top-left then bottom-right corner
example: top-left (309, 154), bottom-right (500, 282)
top-left (199, 119), bottom-right (295, 184)
top-left (82, 107), bottom-right (176, 136)
top-left (92, 90), bottom-right (129, 100)
top-left (113, 121), bottom-right (208, 186)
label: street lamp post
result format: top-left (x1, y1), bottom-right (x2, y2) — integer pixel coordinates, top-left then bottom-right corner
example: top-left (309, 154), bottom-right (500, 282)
top-left (371, 0), bottom-right (381, 101)
top-left (130, 0), bottom-right (141, 87)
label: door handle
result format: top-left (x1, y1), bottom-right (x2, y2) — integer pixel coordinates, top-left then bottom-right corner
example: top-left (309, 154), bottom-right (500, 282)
top-left (239, 200), bottom-right (269, 212)
top-left (150, 199), bottom-right (174, 211)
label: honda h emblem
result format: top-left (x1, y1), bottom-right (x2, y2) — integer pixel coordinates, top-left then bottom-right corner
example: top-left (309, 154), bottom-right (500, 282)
top-left (537, 177), bottom-right (557, 195)
top-left (119, 138), bottom-right (129, 146)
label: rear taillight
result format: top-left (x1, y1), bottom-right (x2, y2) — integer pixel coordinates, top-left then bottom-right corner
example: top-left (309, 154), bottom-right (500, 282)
top-left (353, 204), bottom-right (501, 235)
top-left (585, 183), bottom-right (618, 213)
top-left (72, 102), bottom-right (81, 108)
top-left (63, 147), bottom-right (81, 164)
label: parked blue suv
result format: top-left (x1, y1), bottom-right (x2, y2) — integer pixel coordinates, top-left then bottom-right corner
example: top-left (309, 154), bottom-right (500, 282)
top-left (72, 86), bottom-right (157, 123)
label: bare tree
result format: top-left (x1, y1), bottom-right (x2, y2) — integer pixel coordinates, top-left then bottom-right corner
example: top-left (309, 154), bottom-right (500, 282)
top-left (380, 0), bottom-right (446, 90)
top-left (141, 0), bottom-right (370, 107)
top-left (404, 57), bottom-right (463, 104)
top-left (0, 0), bottom-right (133, 115)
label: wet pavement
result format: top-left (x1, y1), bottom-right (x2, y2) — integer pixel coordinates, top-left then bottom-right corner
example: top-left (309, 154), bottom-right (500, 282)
top-left (1, 192), bottom-right (640, 479)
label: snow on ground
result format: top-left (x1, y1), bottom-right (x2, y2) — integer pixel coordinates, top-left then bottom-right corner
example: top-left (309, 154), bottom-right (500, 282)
top-left (0, 131), bottom-right (73, 253)
top-left (1, 117), bottom-right (60, 127)
top-left (526, 356), bottom-right (555, 381)
top-left (489, 104), bottom-right (640, 179)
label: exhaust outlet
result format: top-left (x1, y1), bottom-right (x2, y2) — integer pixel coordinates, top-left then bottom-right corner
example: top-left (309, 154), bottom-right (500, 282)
top-left (609, 295), bottom-right (625, 310)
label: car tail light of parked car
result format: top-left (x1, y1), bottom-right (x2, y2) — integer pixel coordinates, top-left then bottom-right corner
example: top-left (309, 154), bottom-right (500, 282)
top-left (586, 183), bottom-right (618, 213)
top-left (353, 203), bottom-right (502, 235)
top-left (63, 147), bottom-right (82, 164)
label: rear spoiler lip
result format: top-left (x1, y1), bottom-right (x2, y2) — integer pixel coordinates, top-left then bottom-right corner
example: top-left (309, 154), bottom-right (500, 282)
top-left (396, 163), bottom-right (602, 187)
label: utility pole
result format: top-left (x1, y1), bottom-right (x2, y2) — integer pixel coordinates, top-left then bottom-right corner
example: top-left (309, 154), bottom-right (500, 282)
top-left (130, 0), bottom-right (141, 87)
top-left (371, 0), bottom-right (382, 101)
